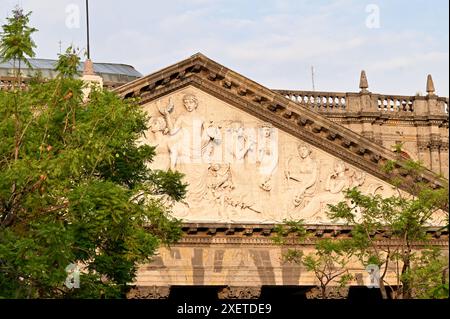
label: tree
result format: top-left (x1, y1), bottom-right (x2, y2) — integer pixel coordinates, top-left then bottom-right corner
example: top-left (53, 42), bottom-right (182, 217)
top-left (274, 148), bottom-right (448, 299)
top-left (0, 8), bottom-right (186, 298)
top-left (300, 239), bottom-right (353, 299)
top-left (405, 248), bottom-right (449, 299)
top-left (274, 221), bottom-right (353, 299)
top-left (327, 156), bottom-right (449, 299)
top-left (0, 6), bottom-right (37, 86)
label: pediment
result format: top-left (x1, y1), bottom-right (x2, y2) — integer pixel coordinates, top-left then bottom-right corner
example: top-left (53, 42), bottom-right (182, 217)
top-left (116, 53), bottom-right (447, 225)
top-left (137, 86), bottom-right (444, 225)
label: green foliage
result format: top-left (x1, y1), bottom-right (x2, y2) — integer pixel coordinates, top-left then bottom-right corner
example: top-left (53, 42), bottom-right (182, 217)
top-left (0, 12), bottom-right (186, 298)
top-left (272, 219), bottom-right (307, 244)
top-left (392, 142), bottom-right (404, 154)
top-left (54, 46), bottom-right (81, 79)
top-left (0, 7), bottom-right (37, 69)
top-left (275, 155), bottom-right (449, 299)
top-left (300, 239), bottom-right (354, 298)
top-left (273, 216), bottom-right (354, 298)
top-left (327, 180), bottom-right (448, 299)
top-left (403, 248), bottom-right (449, 299)
top-left (403, 159), bottom-right (424, 175)
top-left (282, 249), bottom-right (303, 264)
top-left (148, 170), bottom-right (187, 202)
top-left (381, 159), bottom-right (397, 174)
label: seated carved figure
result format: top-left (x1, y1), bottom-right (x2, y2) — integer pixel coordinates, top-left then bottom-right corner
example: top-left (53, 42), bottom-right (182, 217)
top-left (300, 160), bottom-right (365, 222)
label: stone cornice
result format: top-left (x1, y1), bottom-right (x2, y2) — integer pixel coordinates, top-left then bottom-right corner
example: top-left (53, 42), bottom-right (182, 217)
top-left (114, 53), bottom-right (448, 192)
top-left (173, 223), bottom-right (449, 247)
top-left (322, 112), bottom-right (448, 123)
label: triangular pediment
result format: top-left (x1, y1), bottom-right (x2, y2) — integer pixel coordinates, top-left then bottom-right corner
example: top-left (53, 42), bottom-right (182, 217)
top-left (115, 54), bottom-right (447, 224)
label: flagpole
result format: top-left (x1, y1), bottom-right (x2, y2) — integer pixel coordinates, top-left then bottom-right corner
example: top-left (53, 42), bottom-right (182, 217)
top-left (86, 0), bottom-right (90, 59)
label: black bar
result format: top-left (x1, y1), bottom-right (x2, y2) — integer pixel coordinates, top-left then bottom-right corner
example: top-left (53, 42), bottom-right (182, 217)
top-left (86, 0), bottom-right (90, 59)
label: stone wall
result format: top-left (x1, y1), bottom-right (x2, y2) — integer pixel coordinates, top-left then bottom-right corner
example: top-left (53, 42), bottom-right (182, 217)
top-left (277, 73), bottom-right (449, 178)
top-left (131, 225), bottom-right (448, 298)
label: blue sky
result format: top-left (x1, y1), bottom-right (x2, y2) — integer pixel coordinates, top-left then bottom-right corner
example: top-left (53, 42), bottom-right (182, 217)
top-left (2, 0), bottom-right (449, 96)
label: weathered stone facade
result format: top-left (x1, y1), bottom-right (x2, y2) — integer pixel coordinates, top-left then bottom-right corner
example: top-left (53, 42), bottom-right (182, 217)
top-left (277, 72), bottom-right (448, 178)
top-left (115, 53), bottom-right (448, 298)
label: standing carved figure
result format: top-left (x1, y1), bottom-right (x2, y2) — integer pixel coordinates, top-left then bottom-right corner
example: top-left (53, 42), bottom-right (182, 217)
top-left (226, 121), bottom-right (255, 162)
top-left (257, 123), bottom-right (278, 192)
top-left (157, 94), bottom-right (218, 209)
top-left (158, 94), bottom-right (207, 169)
top-left (284, 144), bottom-right (318, 207)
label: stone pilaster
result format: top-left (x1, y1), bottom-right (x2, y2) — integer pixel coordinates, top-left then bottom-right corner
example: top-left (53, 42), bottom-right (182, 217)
top-left (430, 135), bottom-right (442, 174)
top-left (412, 96), bottom-right (428, 116)
top-left (417, 139), bottom-right (431, 168)
top-left (440, 141), bottom-right (449, 178)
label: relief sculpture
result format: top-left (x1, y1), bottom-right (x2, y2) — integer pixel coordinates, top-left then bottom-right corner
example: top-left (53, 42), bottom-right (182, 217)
top-left (157, 94), bottom-right (220, 210)
top-left (257, 123), bottom-right (278, 192)
top-left (157, 94), bottom-right (206, 169)
top-left (147, 116), bottom-right (170, 171)
top-left (297, 160), bottom-right (365, 222)
top-left (141, 88), bottom-right (411, 225)
top-left (206, 163), bottom-right (234, 220)
top-left (284, 144), bottom-right (318, 208)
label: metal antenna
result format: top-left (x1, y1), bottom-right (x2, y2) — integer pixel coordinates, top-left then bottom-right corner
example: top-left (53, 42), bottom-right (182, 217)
top-left (311, 66), bottom-right (316, 91)
top-left (85, 0), bottom-right (91, 59)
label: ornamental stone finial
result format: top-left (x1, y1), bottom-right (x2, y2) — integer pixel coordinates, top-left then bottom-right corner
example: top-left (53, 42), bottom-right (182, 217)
top-left (359, 70), bottom-right (369, 93)
top-left (426, 74), bottom-right (435, 96)
top-left (81, 58), bottom-right (103, 101)
top-left (83, 59), bottom-right (95, 76)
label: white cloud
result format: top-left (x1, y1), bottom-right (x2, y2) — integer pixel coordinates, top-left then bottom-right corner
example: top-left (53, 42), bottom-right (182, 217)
top-left (0, 0), bottom-right (448, 96)
top-left (369, 52), bottom-right (449, 71)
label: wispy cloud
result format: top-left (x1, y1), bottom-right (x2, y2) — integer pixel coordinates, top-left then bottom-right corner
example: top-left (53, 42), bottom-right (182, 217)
top-left (1, 0), bottom-right (448, 96)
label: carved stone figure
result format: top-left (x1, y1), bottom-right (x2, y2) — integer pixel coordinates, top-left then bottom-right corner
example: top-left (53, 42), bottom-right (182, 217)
top-left (158, 94), bottom-right (211, 169)
top-left (202, 120), bottom-right (223, 164)
top-left (284, 144), bottom-right (318, 207)
top-left (300, 160), bottom-right (365, 222)
top-left (226, 121), bottom-right (256, 162)
top-left (257, 123), bottom-right (278, 192)
top-left (207, 163), bottom-right (234, 219)
top-left (147, 116), bottom-right (170, 171)
top-left (158, 94), bottom-right (211, 209)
